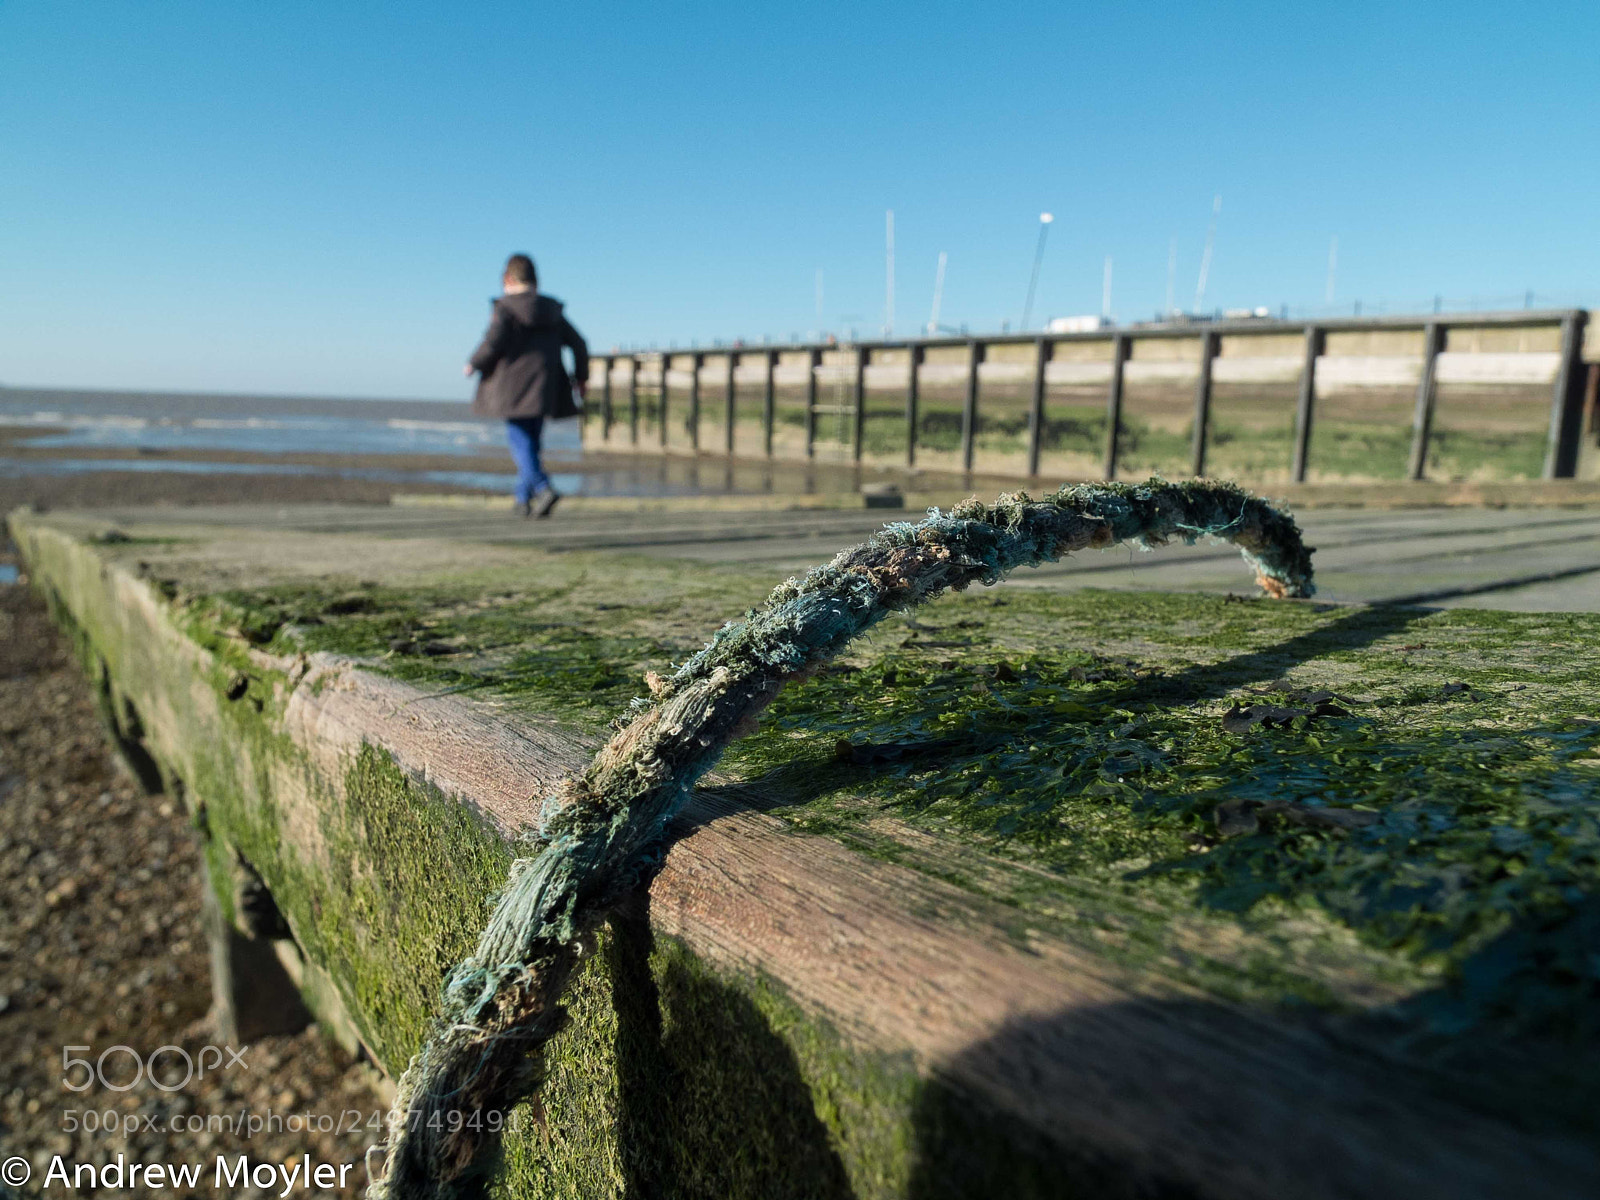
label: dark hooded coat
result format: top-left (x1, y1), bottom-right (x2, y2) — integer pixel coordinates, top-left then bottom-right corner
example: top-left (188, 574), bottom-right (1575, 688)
top-left (469, 292), bottom-right (589, 420)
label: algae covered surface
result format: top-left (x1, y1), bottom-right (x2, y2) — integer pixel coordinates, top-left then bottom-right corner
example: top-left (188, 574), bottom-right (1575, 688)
top-left (181, 538), bottom-right (1600, 1045)
top-left (19, 511), bottom-right (1600, 1194)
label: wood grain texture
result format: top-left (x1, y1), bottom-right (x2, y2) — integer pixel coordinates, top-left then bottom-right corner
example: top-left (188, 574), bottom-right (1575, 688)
top-left (12, 513), bottom-right (1596, 1199)
top-left (280, 659), bottom-right (1596, 1200)
top-left (284, 654), bottom-right (593, 839)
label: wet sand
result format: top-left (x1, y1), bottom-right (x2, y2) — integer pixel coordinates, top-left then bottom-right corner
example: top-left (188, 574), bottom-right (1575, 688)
top-left (0, 424), bottom-right (507, 511)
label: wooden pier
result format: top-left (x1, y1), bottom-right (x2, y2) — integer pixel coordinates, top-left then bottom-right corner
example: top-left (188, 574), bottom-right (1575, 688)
top-left (586, 309), bottom-right (1599, 484)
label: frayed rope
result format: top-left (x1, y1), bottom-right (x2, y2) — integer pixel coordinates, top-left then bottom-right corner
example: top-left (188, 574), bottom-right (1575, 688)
top-left (367, 478), bottom-right (1314, 1199)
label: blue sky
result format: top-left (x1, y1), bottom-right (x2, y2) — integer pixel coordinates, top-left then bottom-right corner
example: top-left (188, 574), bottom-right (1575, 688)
top-left (2, 0), bottom-right (1597, 400)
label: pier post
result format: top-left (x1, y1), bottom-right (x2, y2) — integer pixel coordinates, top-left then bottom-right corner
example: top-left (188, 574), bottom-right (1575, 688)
top-left (906, 343), bottom-right (923, 468)
top-left (962, 339), bottom-right (981, 473)
top-left (1103, 334), bottom-right (1130, 481)
top-left (1543, 310), bottom-right (1588, 479)
top-left (1190, 330), bottom-right (1218, 477)
top-left (1408, 323), bottom-right (1444, 480)
top-left (1586, 363), bottom-right (1600, 445)
top-left (1026, 337), bottom-right (1048, 477)
top-left (805, 347), bottom-right (820, 458)
top-left (763, 350), bottom-right (777, 458)
top-left (627, 356), bottom-right (639, 445)
top-left (601, 356), bottom-right (613, 443)
top-left (724, 354), bottom-right (737, 456)
top-left (688, 353), bottom-right (702, 451)
top-left (853, 347), bottom-right (868, 461)
top-left (1291, 325), bottom-right (1325, 482)
top-left (652, 361), bottom-right (665, 451)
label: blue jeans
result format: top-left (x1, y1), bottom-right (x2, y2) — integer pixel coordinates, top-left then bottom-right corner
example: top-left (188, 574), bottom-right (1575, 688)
top-left (505, 416), bottom-right (550, 504)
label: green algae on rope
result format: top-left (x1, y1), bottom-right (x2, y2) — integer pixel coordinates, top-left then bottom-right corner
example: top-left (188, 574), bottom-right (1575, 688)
top-left (368, 478), bottom-right (1315, 1200)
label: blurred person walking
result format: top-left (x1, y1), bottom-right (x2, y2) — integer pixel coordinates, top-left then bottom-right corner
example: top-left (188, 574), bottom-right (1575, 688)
top-left (465, 254), bottom-right (589, 517)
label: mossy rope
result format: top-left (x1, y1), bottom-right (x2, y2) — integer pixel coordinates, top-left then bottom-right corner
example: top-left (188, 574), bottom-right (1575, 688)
top-left (368, 478), bottom-right (1316, 1199)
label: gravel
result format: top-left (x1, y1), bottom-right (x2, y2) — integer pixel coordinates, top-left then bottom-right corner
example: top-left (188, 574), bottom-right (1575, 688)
top-left (0, 560), bottom-right (387, 1197)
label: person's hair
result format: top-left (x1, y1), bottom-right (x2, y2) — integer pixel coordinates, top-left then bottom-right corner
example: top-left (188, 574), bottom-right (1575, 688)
top-left (503, 254), bottom-right (537, 286)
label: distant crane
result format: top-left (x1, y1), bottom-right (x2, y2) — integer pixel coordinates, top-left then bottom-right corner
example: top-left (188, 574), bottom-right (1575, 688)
top-left (1166, 237), bottom-right (1177, 317)
top-left (1194, 194), bottom-right (1221, 315)
top-left (885, 209), bottom-right (895, 339)
top-left (928, 251), bottom-right (948, 336)
top-left (1021, 212), bottom-right (1054, 331)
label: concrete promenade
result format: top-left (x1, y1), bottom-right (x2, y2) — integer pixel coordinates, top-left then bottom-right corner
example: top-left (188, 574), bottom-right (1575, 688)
top-left (63, 500), bottom-right (1600, 611)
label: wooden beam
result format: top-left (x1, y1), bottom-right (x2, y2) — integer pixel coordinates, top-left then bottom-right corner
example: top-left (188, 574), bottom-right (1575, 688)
top-left (1026, 337), bottom-right (1049, 477)
top-left (20, 512), bottom-right (1600, 1200)
top-left (724, 355), bottom-right (737, 456)
top-left (763, 351), bottom-right (777, 459)
top-left (1543, 311), bottom-right (1588, 479)
top-left (1291, 326), bottom-right (1325, 483)
top-left (627, 356), bottom-right (639, 445)
top-left (906, 343), bottom-right (923, 469)
top-left (1103, 334), bottom-right (1130, 481)
top-left (1408, 323), bottom-right (1445, 481)
top-left (600, 356), bottom-right (613, 443)
top-left (593, 308), bottom-right (1575, 373)
top-left (658, 357), bottom-right (671, 449)
top-left (688, 353), bottom-right (702, 451)
top-left (805, 348), bottom-right (820, 459)
top-left (1190, 331), bottom-right (1218, 477)
top-left (853, 347), bottom-right (868, 462)
top-left (962, 339), bottom-right (981, 473)
top-left (1586, 363), bottom-right (1600, 445)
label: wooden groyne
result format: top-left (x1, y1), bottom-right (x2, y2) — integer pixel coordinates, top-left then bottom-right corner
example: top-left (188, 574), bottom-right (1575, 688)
top-left (10, 504), bottom-right (1600, 1198)
top-left (585, 308), bottom-right (1600, 485)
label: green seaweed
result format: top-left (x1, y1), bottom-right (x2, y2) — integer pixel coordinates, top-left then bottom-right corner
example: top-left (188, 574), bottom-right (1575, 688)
top-left (16, 508), bottom-right (1600, 1196)
top-left (717, 592), bottom-right (1600, 1032)
top-left (186, 560), bottom-right (1600, 1037)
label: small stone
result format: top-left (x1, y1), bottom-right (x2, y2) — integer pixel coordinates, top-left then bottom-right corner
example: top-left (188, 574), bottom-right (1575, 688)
top-left (44, 877), bottom-right (80, 907)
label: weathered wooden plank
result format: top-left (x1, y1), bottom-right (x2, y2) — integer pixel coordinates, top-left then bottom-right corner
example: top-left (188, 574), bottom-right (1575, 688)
top-left (961, 340), bottom-right (981, 472)
top-left (763, 349), bottom-right (777, 458)
top-left (906, 343), bottom-right (923, 468)
top-left (1291, 325), bottom-right (1324, 482)
top-left (1409, 323), bottom-right (1445, 480)
top-left (1544, 311), bottom-right (1589, 479)
top-left (805, 347), bottom-right (820, 458)
top-left (1103, 333), bottom-right (1130, 480)
top-left (853, 347), bottom-right (868, 462)
top-left (11, 509), bottom-right (1600, 1200)
top-left (1191, 329), bottom-right (1218, 477)
top-left (1026, 336), bottom-right (1048, 477)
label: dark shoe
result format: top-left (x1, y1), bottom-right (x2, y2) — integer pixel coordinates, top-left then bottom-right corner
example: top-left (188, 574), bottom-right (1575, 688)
top-left (534, 489), bottom-right (561, 519)
top-left (514, 499), bottom-right (532, 518)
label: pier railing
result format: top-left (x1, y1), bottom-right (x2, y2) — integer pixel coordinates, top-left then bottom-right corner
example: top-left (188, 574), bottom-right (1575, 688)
top-left (585, 308), bottom-right (1598, 482)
